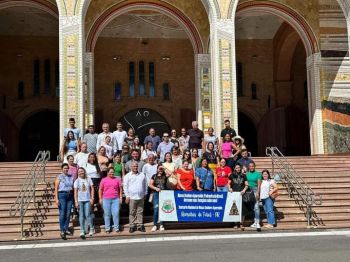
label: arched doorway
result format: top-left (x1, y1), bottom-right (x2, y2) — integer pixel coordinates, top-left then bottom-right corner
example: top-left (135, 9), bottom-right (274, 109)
top-left (119, 108), bottom-right (171, 142)
top-left (238, 112), bottom-right (258, 156)
top-left (235, 1), bottom-right (318, 156)
top-left (0, 1), bottom-right (59, 160)
top-left (19, 111), bottom-right (59, 161)
top-left (85, 1), bottom-right (208, 133)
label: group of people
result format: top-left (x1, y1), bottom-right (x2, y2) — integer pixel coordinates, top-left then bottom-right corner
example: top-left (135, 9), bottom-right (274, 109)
top-left (55, 118), bottom-right (278, 240)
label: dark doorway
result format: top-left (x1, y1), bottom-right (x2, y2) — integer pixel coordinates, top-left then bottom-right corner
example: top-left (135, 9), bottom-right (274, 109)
top-left (238, 112), bottom-right (258, 156)
top-left (19, 110), bottom-right (59, 161)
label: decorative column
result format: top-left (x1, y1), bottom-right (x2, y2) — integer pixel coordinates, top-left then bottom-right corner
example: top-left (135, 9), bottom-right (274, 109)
top-left (85, 52), bottom-right (94, 126)
top-left (210, 19), bottom-right (238, 135)
top-left (195, 54), bottom-right (212, 130)
top-left (306, 53), bottom-right (324, 154)
top-left (57, 1), bottom-right (85, 142)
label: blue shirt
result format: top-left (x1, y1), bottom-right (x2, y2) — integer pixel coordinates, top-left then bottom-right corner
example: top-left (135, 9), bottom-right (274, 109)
top-left (58, 174), bottom-right (74, 192)
top-left (67, 140), bottom-right (77, 152)
top-left (195, 167), bottom-right (214, 191)
top-left (144, 135), bottom-right (162, 151)
top-left (157, 141), bottom-right (174, 162)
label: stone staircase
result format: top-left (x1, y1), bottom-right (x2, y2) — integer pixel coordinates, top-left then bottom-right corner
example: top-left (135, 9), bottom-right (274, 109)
top-left (0, 155), bottom-right (350, 241)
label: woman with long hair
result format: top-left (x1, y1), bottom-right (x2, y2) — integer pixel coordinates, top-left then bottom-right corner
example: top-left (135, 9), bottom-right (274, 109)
top-left (163, 152), bottom-right (176, 177)
top-left (74, 167), bottom-right (94, 238)
top-left (97, 146), bottom-right (109, 178)
top-left (85, 153), bottom-right (101, 209)
top-left (219, 133), bottom-right (240, 171)
top-left (191, 148), bottom-right (201, 170)
top-left (260, 169), bottom-right (278, 229)
top-left (195, 158), bottom-right (215, 191)
top-left (149, 164), bottom-right (167, 232)
top-left (215, 158), bottom-right (231, 192)
top-left (124, 128), bottom-right (135, 147)
top-left (202, 142), bottom-right (220, 178)
top-left (171, 147), bottom-right (182, 170)
top-left (60, 131), bottom-right (78, 163)
top-left (182, 150), bottom-right (193, 169)
top-left (131, 136), bottom-right (143, 153)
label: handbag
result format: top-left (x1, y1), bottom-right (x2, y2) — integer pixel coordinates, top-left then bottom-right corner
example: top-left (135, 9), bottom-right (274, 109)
top-left (166, 175), bottom-right (178, 190)
top-left (242, 189), bottom-right (255, 203)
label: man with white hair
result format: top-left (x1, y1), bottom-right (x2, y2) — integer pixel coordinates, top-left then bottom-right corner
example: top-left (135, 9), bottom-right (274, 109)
top-left (124, 161), bottom-right (148, 233)
top-left (187, 121), bottom-right (204, 157)
top-left (96, 123), bottom-right (115, 151)
top-left (156, 133), bottom-right (174, 162)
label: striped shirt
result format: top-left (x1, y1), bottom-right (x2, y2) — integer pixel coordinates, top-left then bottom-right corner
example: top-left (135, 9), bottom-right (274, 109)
top-left (83, 133), bottom-right (98, 153)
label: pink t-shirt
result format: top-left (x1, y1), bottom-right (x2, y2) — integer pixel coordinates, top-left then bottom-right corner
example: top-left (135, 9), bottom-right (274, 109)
top-left (99, 177), bottom-right (121, 199)
top-left (221, 142), bottom-right (233, 158)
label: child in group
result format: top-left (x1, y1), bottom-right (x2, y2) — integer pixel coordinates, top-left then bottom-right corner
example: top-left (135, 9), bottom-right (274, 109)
top-left (74, 167), bottom-right (95, 239)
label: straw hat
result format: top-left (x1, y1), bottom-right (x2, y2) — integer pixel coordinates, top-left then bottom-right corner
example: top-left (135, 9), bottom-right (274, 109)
top-left (233, 135), bottom-right (245, 144)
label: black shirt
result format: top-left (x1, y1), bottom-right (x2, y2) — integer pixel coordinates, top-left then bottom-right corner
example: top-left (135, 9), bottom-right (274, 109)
top-left (203, 151), bottom-right (218, 164)
top-left (151, 174), bottom-right (167, 191)
top-left (220, 128), bottom-right (237, 139)
top-left (229, 172), bottom-right (247, 192)
top-left (188, 128), bottom-right (204, 149)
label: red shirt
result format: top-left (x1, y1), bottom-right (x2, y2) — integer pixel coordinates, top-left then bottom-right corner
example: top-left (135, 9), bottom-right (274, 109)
top-left (177, 168), bottom-right (194, 191)
top-left (216, 166), bottom-right (231, 187)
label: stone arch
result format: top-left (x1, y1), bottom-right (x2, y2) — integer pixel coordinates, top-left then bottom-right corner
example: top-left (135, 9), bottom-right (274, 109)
top-left (0, 0), bottom-right (58, 16)
top-left (85, 1), bottom-right (205, 54)
top-left (234, 1), bottom-right (319, 56)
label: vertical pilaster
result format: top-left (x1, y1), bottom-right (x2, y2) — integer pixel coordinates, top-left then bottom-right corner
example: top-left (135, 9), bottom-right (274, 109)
top-left (58, 9), bottom-right (85, 143)
top-left (210, 19), bottom-right (238, 135)
top-left (307, 53), bottom-right (324, 155)
top-left (195, 54), bottom-right (212, 131)
top-left (85, 52), bottom-right (94, 126)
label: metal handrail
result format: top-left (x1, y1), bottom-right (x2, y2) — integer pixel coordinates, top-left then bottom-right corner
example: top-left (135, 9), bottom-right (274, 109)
top-left (266, 147), bottom-right (322, 228)
top-left (9, 151), bottom-right (50, 238)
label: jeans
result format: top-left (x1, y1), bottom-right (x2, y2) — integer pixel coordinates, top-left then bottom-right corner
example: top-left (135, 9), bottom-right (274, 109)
top-left (216, 186), bottom-right (227, 192)
top-left (78, 201), bottom-right (93, 234)
top-left (152, 192), bottom-right (163, 226)
top-left (262, 197), bottom-right (275, 225)
top-left (58, 191), bottom-right (73, 232)
top-left (251, 187), bottom-right (260, 221)
top-left (102, 198), bottom-right (120, 231)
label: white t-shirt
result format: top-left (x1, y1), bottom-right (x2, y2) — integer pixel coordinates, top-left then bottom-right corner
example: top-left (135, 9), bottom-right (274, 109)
top-left (113, 130), bottom-right (127, 151)
top-left (141, 163), bottom-right (158, 184)
top-left (85, 163), bottom-right (100, 179)
top-left (74, 177), bottom-right (93, 202)
top-left (103, 143), bottom-right (113, 159)
top-left (74, 152), bottom-right (89, 167)
top-left (260, 179), bottom-right (275, 200)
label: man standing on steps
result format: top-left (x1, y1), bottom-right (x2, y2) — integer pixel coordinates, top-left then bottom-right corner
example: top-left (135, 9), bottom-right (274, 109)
top-left (188, 121), bottom-right (204, 157)
top-left (124, 162), bottom-right (148, 233)
top-left (74, 143), bottom-right (89, 167)
top-left (96, 123), bottom-right (114, 152)
top-left (220, 119), bottom-right (237, 142)
top-left (113, 122), bottom-right (127, 154)
top-left (82, 125), bottom-right (98, 154)
top-left (64, 118), bottom-right (81, 141)
top-left (157, 133), bottom-right (174, 163)
top-left (144, 128), bottom-right (161, 152)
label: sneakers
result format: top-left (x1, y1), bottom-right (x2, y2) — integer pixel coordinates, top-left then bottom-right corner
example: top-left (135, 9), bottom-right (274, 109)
top-left (151, 226), bottom-right (157, 232)
top-left (80, 232), bottom-right (86, 239)
top-left (129, 226), bottom-right (136, 233)
top-left (250, 222), bottom-right (257, 228)
top-left (256, 223), bottom-right (261, 232)
top-left (159, 225), bottom-right (165, 231)
top-left (89, 228), bottom-right (95, 236)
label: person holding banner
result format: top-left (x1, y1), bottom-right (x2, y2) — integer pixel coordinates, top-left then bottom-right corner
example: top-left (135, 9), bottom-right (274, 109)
top-left (215, 158), bottom-right (231, 192)
top-left (228, 163), bottom-right (249, 230)
top-left (196, 158), bottom-right (215, 191)
top-left (176, 160), bottom-right (195, 191)
top-left (149, 165), bottom-right (167, 232)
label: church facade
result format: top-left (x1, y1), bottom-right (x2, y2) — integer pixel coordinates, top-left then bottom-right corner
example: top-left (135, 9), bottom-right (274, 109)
top-left (0, 0), bottom-right (350, 160)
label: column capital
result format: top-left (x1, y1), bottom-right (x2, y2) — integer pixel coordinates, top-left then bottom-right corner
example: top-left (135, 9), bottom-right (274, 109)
top-left (195, 53), bottom-right (211, 64)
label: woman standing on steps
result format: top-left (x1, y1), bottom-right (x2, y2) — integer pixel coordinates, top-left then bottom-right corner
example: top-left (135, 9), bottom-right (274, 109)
top-left (74, 167), bottom-right (94, 238)
top-left (99, 167), bottom-right (122, 234)
top-left (55, 163), bottom-right (74, 240)
top-left (260, 169), bottom-right (278, 229)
